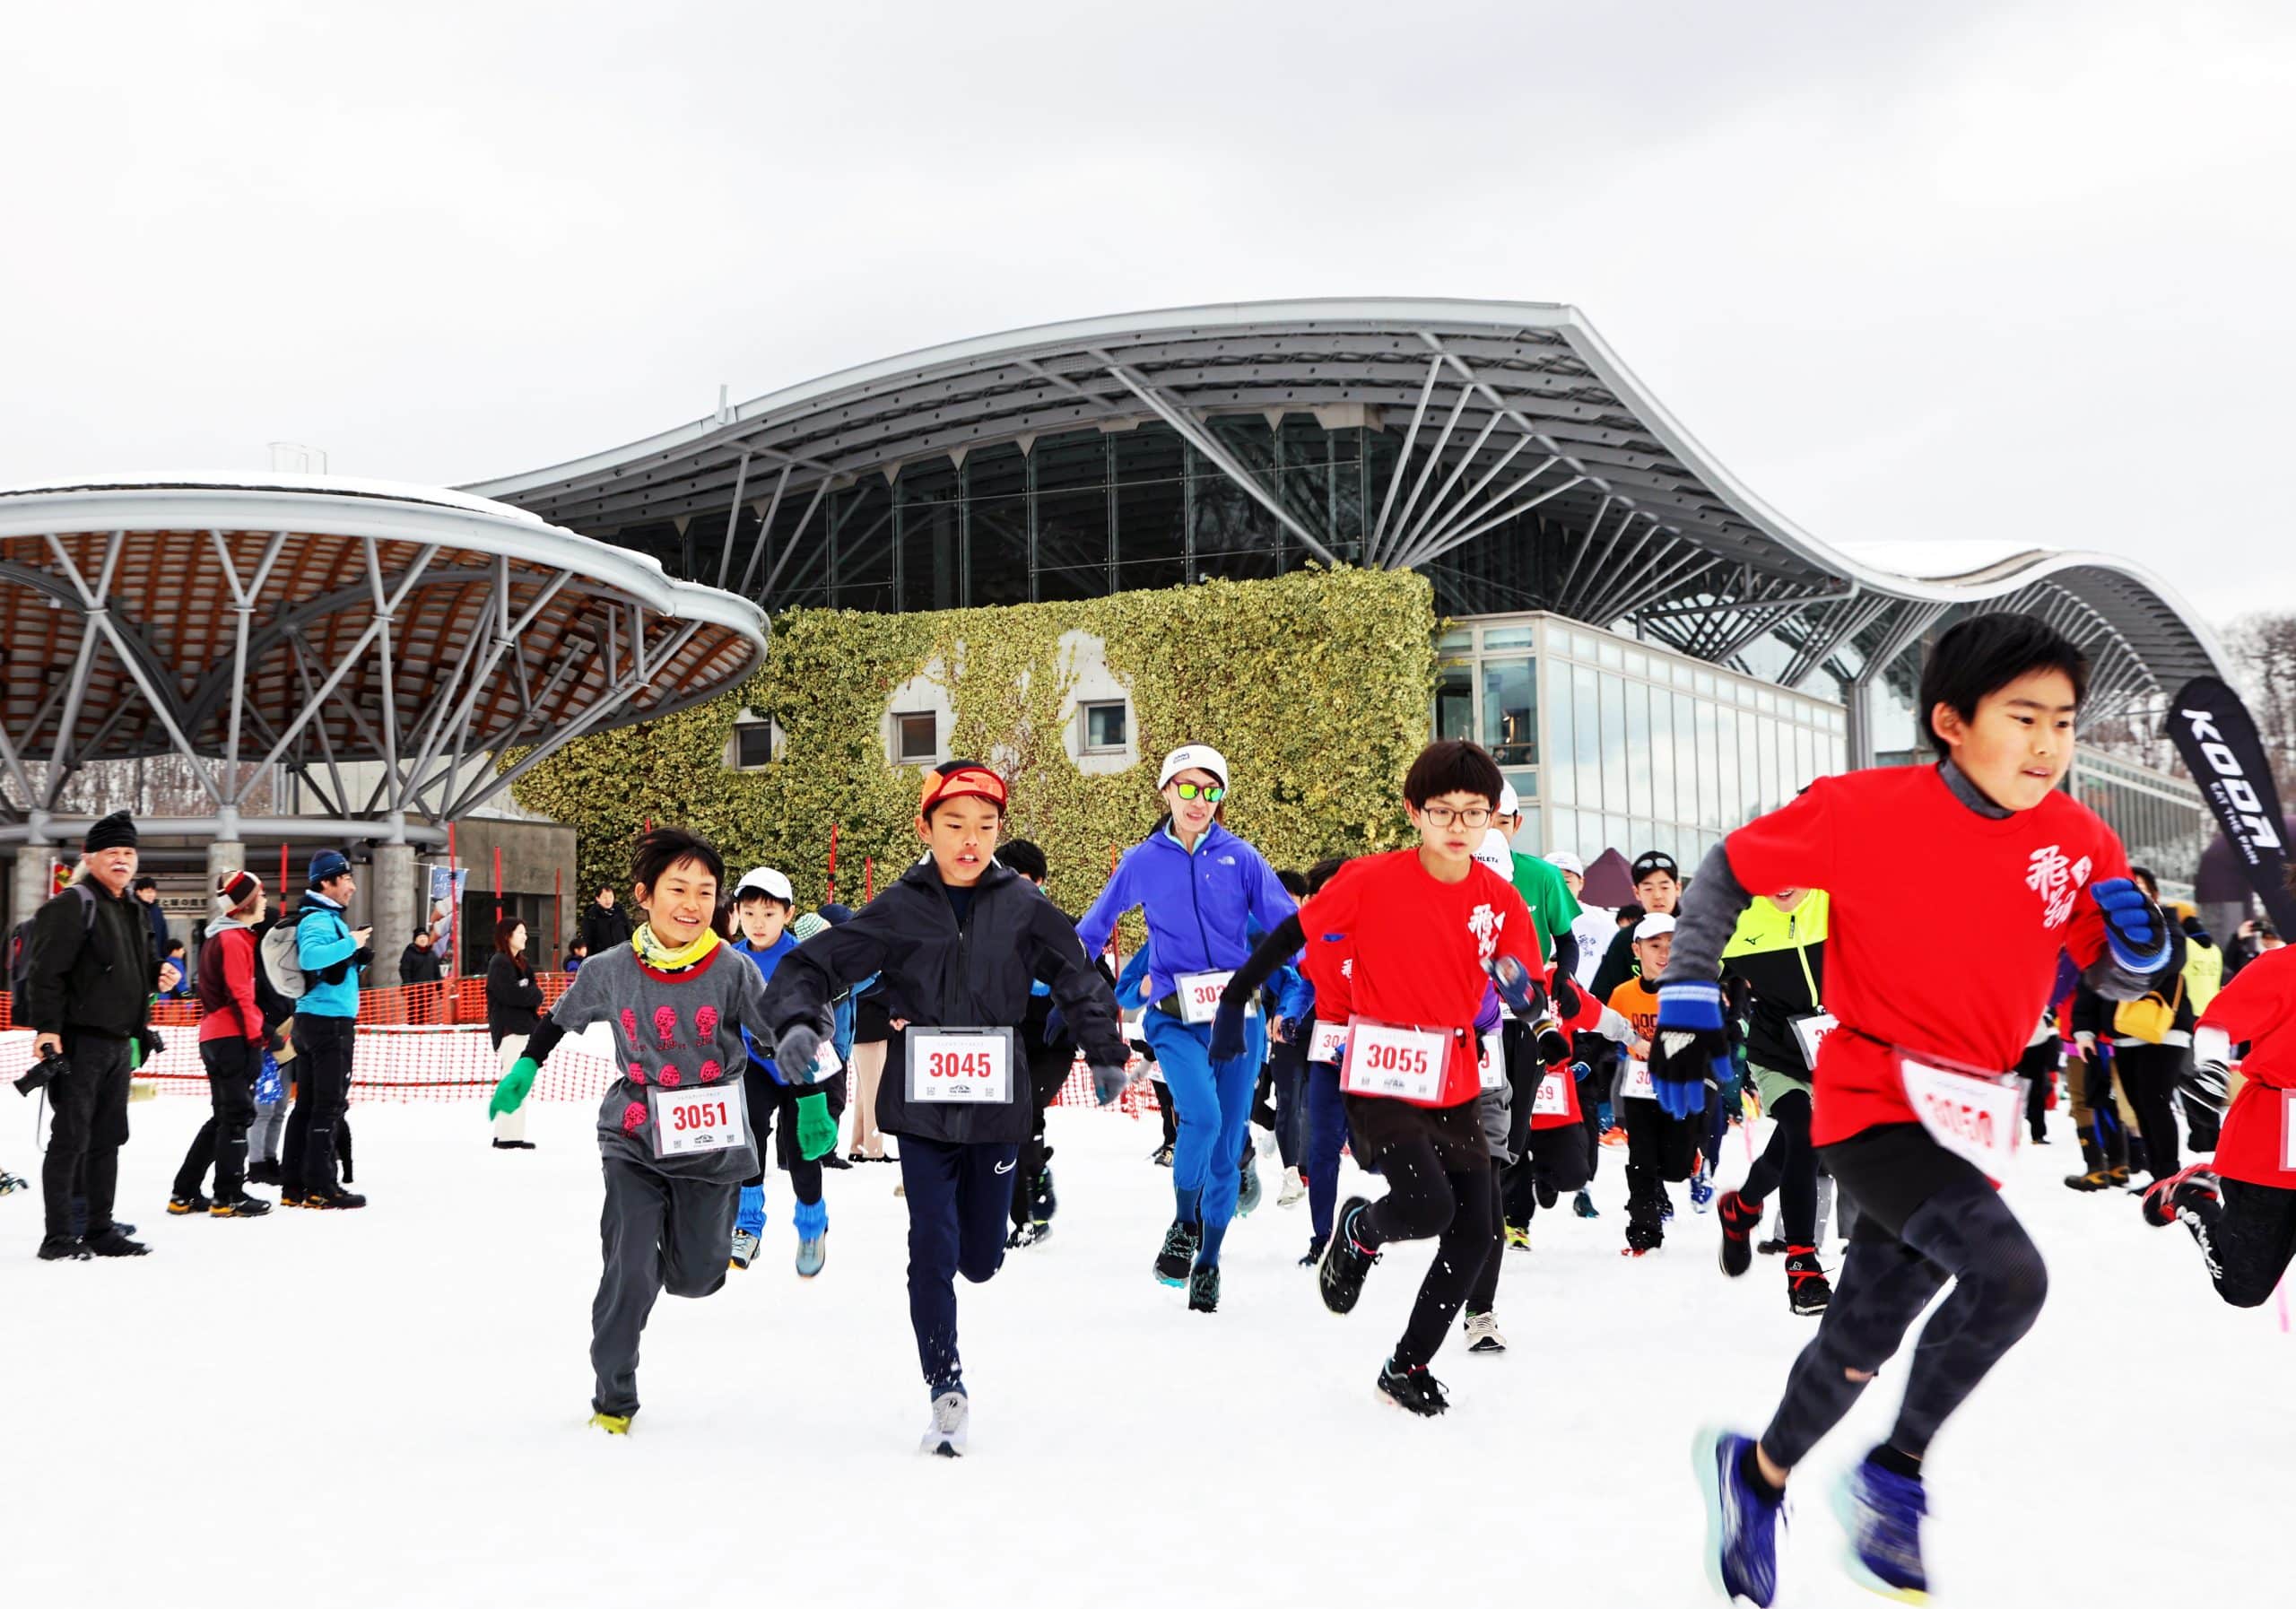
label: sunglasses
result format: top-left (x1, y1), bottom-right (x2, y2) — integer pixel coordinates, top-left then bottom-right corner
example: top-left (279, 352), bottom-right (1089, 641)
top-left (1171, 782), bottom-right (1227, 802)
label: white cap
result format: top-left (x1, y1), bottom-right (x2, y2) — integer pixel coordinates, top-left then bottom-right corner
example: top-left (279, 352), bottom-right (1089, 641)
top-left (1158, 744), bottom-right (1230, 790)
top-left (1545, 850), bottom-right (1584, 876)
top-left (1634, 912), bottom-right (1677, 942)
top-left (1497, 783), bottom-right (1520, 815)
top-left (735, 866), bottom-right (794, 902)
top-left (1474, 828), bottom-right (1514, 876)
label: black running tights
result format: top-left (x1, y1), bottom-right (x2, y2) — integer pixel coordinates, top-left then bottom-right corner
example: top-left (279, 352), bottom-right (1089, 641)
top-left (1358, 1138), bottom-right (1494, 1370)
top-left (1739, 1087), bottom-right (1816, 1248)
top-left (2111, 1040), bottom-right (2184, 1182)
top-left (2186, 1178), bottom-right (2296, 1309)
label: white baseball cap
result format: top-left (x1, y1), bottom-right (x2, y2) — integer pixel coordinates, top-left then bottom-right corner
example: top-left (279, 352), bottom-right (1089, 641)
top-left (735, 866), bottom-right (794, 902)
top-left (1497, 783), bottom-right (1520, 816)
top-left (1158, 744), bottom-right (1230, 790)
top-left (1634, 912), bottom-right (1677, 942)
top-left (1545, 850), bottom-right (1585, 876)
top-left (1473, 828), bottom-right (1514, 875)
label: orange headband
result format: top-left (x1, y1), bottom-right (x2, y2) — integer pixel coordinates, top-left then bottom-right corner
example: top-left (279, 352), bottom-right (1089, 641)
top-left (919, 765), bottom-right (1008, 817)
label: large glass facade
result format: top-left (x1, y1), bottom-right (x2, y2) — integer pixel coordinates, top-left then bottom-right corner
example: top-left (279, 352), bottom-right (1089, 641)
top-left (1431, 613), bottom-right (1849, 865)
top-left (2069, 748), bottom-right (2210, 897)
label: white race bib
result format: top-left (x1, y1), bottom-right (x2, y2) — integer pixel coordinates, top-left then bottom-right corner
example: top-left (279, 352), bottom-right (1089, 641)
top-left (1478, 1031), bottom-right (1506, 1092)
top-left (1308, 1020), bottom-right (1349, 1065)
top-left (1621, 1057), bottom-right (1657, 1100)
top-left (801, 1039), bottom-right (844, 1083)
top-left (2282, 1089), bottom-right (2296, 1173)
top-left (1533, 1069), bottom-right (1572, 1117)
top-left (1341, 1019), bottom-right (1450, 1103)
top-left (1174, 970), bottom-right (1255, 1026)
top-left (907, 1029), bottom-right (1013, 1104)
top-left (1791, 1012), bottom-right (1839, 1071)
top-left (648, 1084), bottom-right (750, 1159)
top-left (1900, 1057), bottom-right (2024, 1180)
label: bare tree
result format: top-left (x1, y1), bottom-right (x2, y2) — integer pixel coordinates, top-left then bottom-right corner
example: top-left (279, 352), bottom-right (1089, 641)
top-left (2222, 611), bottom-right (2296, 802)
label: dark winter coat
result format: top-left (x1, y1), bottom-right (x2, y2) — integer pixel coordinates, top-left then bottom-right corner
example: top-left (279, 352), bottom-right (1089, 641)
top-left (580, 901), bottom-right (633, 958)
top-left (24, 876), bottom-right (161, 1039)
top-left (485, 952), bottom-right (544, 1048)
top-left (399, 941), bottom-right (445, 987)
top-left (764, 859), bottom-right (1126, 1144)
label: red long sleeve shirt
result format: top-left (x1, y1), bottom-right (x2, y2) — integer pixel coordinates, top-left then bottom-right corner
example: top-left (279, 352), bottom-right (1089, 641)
top-left (2195, 944), bottom-right (2296, 1187)
top-left (196, 924), bottom-right (265, 1045)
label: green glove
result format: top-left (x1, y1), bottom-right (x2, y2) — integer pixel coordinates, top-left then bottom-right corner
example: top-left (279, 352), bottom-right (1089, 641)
top-left (491, 1056), bottom-right (539, 1118)
top-left (796, 1091), bottom-right (837, 1161)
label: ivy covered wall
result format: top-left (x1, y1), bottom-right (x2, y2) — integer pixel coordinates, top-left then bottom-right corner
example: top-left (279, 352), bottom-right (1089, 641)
top-left (510, 567), bottom-right (1438, 919)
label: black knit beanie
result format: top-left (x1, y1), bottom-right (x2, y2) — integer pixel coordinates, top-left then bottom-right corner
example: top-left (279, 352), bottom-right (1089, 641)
top-left (83, 812), bottom-right (137, 854)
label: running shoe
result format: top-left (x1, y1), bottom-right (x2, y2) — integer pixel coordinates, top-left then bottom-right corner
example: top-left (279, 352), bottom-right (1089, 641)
top-left (1692, 1426), bottom-right (1782, 1607)
top-left (1154, 1219), bottom-right (1201, 1286)
top-left (1278, 1166), bottom-right (1306, 1208)
top-left (1690, 1171), bottom-right (1715, 1211)
top-left (1573, 1189), bottom-right (1599, 1219)
top-left (1535, 1181), bottom-right (1558, 1210)
top-left (210, 1195), bottom-right (273, 1219)
top-left (1718, 1190), bottom-right (1761, 1278)
top-left (1600, 1126), bottom-right (1628, 1148)
top-left (1503, 1224), bottom-right (1532, 1251)
top-left (1005, 1220), bottom-right (1049, 1248)
top-left (588, 1411), bottom-right (632, 1436)
top-left (1375, 1357), bottom-right (1449, 1416)
top-left (1834, 1457), bottom-right (1928, 1603)
top-left (796, 1233), bottom-right (826, 1279)
top-left (2139, 1162), bottom-right (2219, 1229)
top-left (730, 1229), bottom-right (761, 1271)
top-left (166, 1192), bottom-right (213, 1216)
top-left (1462, 1310), bottom-right (1507, 1354)
top-left (1237, 1152), bottom-right (1262, 1216)
top-left (921, 1386), bottom-right (969, 1457)
top-left (1148, 1142), bottom-right (1174, 1167)
top-left (1318, 1196), bottom-right (1379, 1315)
top-left (1784, 1248), bottom-right (1831, 1316)
top-left (1187, 1262), bottom-right (1220, 1313)
top-left (1297, 1235), bottom-right (1326, 1267)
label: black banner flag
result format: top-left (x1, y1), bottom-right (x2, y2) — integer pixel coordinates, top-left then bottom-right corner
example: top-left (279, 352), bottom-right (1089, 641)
top-left (2166, 676), bottom-right (2296, 934)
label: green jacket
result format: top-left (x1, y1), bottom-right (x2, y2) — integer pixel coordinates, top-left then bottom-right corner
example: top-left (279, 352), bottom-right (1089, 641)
top-left (1508, 851), bottom-right (1582, 965)
top-left (1719, 891), bottom-right (1829, 1074)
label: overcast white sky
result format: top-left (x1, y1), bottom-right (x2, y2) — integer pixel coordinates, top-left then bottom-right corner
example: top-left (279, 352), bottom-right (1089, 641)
top-left (5, 0), bottom-right (2289, 626)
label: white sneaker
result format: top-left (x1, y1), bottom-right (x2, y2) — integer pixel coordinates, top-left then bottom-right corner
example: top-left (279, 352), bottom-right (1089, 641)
top-left (1463, 1311), bottom-right (1508, 1354)
top-left (729, 1229), bottom-right (760, 1271)
top-left (1278, 1166), bottom-right (1307, 1209)
top-left (922, 1388), bottom-right (969, 1457)
top-left (1257, 1127), bottom-right (1279, 1157)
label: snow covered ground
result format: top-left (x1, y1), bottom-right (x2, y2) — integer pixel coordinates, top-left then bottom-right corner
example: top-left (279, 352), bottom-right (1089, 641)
top-left (4, 1093), bottom-right (2287, 1608)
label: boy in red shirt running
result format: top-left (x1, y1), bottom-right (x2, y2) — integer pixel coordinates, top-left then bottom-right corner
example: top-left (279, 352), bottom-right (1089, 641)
top-left (1660, 615), bottom-right (2173, 1606)
top-left (1217, 739), bottom-right (1567, 1415)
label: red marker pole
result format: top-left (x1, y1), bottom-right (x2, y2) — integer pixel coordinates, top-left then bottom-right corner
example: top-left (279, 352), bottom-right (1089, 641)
top-left (492, 845), bottom-right (503, 925)
top-left (864, 856), bottom-right (874, 904)
top-left (826, 822), bottom-right (839, 906)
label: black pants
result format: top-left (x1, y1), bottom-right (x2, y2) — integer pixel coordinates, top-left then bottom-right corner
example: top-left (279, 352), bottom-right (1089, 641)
top-left (1759, 1123), bottom-right (2048, 1469)
top-left (1467, 1160), bottom-right (1508, 1313)
top-left (1265, 1037), bottom-right (1305, 1170)
top-left (744, 1067), bottom-right (847, 1206)
top-left (39, 1031), bottom-right (134, 1241)
top-left (1356, 1135), bottom-right (1494, 1370)
top-left (1155, 1078), bottom-right (1178, 1149)
top-left (590, 1153), bottom-right (737, 1416)
top-left (1739, 1086), bottom-right (1816, 1248)
top-left (1012, 1041), bottom-right (1072, 1230)
top-left (283, 1013), bottom-right (354, 1195)
top-left (2185, 1178), bottom-right (2296, 1309)
top-left (1497, 1020), bottom-right (1542, 1229)
top-left (900, 1135), bottom-right (1018, 1389)
top-left (173, 1037), bottom-right (258, 1202)
top-left (1623, 1097), bottom-right (1697, 1241)
top-left (2112, 1041), bottom-right (2184, 1182)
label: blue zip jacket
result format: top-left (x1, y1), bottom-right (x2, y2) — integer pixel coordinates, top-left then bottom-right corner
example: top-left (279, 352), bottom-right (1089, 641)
top-left (294, 892), bottom-right (363, 1019)
top-left (733, 933), bottom-right (801, 1081)
top-left (1114, 944), bottom-right (1158, 1011)
top-left (1076, 822), bottom-right (1296, 1006)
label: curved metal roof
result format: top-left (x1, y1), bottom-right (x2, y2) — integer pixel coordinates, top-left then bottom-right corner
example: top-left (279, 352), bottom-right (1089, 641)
top-left (470, 298), bottom-right (2222, 713)
top-left (0, 478), bottom-right (769, 824)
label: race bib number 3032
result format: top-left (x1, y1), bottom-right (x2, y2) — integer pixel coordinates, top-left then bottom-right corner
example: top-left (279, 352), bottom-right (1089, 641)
top-left (1175, 970), bottom-right (1256, 1026)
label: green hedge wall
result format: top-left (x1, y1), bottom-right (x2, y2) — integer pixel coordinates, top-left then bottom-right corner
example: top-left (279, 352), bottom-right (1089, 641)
top-left (511, 566), bottom-right (1438, 920)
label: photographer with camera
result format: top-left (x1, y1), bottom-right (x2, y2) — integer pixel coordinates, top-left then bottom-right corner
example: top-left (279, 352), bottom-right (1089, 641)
top-left (22, 812), bottom-right (172, 1261)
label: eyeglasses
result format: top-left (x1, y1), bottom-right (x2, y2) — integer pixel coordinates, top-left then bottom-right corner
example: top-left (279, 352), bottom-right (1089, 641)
top-left (1171, 782), bottom-right (1226, 802)
top-left (1420, 804), bottom-right (1492, 830)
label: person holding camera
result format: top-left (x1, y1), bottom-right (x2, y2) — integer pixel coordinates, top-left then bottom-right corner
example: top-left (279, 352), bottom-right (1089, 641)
top-left (23, 812), bottom-right (173, 1261)
top-left (282, 850), bottom-right (372, 1210)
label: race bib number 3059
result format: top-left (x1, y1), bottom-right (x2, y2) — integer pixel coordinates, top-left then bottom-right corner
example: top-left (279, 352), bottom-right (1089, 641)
top-left (1900, 1058), bottom-right (2024, 1180)
top-left (907, 1029), bottom-right (1013, 1105)
top-left (1340, 1019), bottom-right (1449, 1104)
top-left (649, 1085), bottom-right (750, 1159)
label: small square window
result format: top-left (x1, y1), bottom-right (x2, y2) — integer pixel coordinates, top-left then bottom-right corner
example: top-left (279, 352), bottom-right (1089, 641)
top-left (896, 711), bottom-right (938, 763)
top-left (735, 723), bottom-right (775, 769)
top-left (1083, 700), bottom-right (1128, 752)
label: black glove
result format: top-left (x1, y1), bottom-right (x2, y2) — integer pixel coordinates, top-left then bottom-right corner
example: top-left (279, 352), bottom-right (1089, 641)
top-left (1552, 973), bottom-right (1581, 1021)
top-left (138, 1025), bottom-right (165, 1059)
top-left (1536, 1025), bottom-right (1572, 1066)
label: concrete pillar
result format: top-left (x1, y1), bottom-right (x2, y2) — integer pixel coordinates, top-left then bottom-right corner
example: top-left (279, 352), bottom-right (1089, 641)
top-left (372, 841), bottom-right (417, 987)
top-left (204, 839), bottom-right (247, 897)
top-left (12, 845), bottom-right (57, 926)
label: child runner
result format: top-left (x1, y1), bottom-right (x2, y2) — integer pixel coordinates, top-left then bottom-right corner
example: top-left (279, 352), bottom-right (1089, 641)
top-left (1278, 856), bottom-right (1353, 1266)
top-left (1221, 739), bottom-right (1554, 1415)
top-left (489, 828), bottom-right (778, 1435)
top-left (1608, 914), bottom-right (1699, 1255)
top-left (762, 761), bottom-right (1130, 1455)
top-left (725, 867), bottom-right (839, 1276)
top-left (1666, 614), bottom-right (2171, 1605)
top-left (991, 839), bottom-right (1077, 1249)
top-left (1075, 744), bottom-right (1296, 1311)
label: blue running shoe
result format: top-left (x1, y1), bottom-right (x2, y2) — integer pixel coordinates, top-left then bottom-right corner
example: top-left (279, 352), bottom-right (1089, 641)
top-left (1834, 1457), bottom-right (1928, 1603)
top-left (1692, 1426), bottom-right (1781, 1606)
top-left (1690, 1172), bottom-right (1716, 1211)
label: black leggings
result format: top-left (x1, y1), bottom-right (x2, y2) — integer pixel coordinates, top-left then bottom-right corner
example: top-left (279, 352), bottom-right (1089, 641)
top-left (1358, 1138), bottom-right (1494, 1370)
top-left (174, 1037), bottom-right (258, 1201)
top-left (2111, 1041), bottom-right (2184, 1182)
top-left (1468, 1161), bottom-right (1507, 1313)
top-left (1759, 1124), bottom-right (2048, 1469)
top-left (1739, 1086), bottom-right (1816, 1248)
top-left (1013, 1043), bottom-right (1072, 1230)
top-left (2184, 1178), bottom-right (2296, 1309)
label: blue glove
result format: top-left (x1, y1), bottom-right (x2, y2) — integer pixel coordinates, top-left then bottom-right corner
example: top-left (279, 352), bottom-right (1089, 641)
top-left (2092, 877), bottom-right (2170, 972)
top-left (1570, 1059), bottom-right (1593, 1083)
top-left (1484, 954), bottom-right (1548, 1020)
top-left (1648, 981), bottom-right (1729, 1121)
top-left (1209, 999), bottom-right (1247, 1063)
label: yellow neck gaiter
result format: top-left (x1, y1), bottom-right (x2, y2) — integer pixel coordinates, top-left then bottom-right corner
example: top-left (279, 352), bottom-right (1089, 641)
top-left (632, 922), bottom-right (722, 972)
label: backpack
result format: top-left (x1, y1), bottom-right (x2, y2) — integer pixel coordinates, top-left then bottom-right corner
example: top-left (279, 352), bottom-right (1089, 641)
top-left (2112, 971), bottom-right (2186, 1046)
top-left (262, 901), bottom-right (359, 1004)
top-left (7, 883), bottom-right (97, 1001)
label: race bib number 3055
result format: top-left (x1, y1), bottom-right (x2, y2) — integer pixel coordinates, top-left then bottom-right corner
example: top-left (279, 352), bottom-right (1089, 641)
top-left (907, 1029), bottom-right (1013, 1105)
top-left (1900, 1058), bottom-right (2024, 1180)
top-left (649, 1085), bottom-right (750, 1159)
top-left (1341, 1019), bottom-right (1449, 1104)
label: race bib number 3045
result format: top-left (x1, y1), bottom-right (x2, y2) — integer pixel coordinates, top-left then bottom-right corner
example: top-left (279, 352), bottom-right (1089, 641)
top-left (1900, 1058), bottom-right (2024, 1180)
top-left (1308, 1021), bottom-right (1349, 1065)
top-left (1340, 1019), bottom-right (1449, 1104)
top-left (649, 1084), bottom-right (750, 1160)
top-left (907, 1029), bottom-right (1013, 1105)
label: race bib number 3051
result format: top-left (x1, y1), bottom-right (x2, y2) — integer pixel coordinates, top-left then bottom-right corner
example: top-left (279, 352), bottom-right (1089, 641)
top-left (1900, 1058), bottom-right (2024, 1180)
top-left (649, 1084), bottom-right (750, 1159)
top-left (907, 1029), bottom-right (1013, 1105)
top-left (1341, 1019), bottom-right (1449, 1104)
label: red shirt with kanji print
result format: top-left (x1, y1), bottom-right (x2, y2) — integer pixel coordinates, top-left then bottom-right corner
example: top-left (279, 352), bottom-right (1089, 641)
top-left (1723, 765), bottom-right (2131, 1146)
top-left (1300, 849), bottom-right (1540, 1109)
top-left (2195, 944), bottom-right (2296, 1187)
